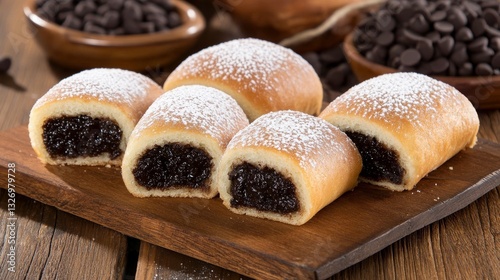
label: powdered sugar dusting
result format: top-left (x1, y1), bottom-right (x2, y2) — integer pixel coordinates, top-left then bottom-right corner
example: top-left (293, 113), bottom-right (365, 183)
top-left (133, 85), bottom-right (248, 139)
top-left (229, 111), bottom-right (351, 168)
top-left (35, 68), bottom-right (157, 108)
top-left (331, 72), bottom-right (463, 128)
top-left (171, 38), bottom-right (313, 96)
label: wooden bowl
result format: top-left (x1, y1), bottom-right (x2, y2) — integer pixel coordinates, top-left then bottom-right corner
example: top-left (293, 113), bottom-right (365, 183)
top-left (23, 0), bottom-right (205, 71)
top-left (344, 33), bottom-right (500, 109)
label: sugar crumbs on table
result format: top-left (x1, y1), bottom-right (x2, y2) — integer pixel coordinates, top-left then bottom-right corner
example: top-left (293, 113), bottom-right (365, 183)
top-left (449, 166), bottom-right (454, 170)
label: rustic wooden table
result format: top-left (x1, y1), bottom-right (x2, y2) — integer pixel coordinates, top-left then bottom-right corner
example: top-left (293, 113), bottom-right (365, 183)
top-left (1, 1), bottom-right (499, 279)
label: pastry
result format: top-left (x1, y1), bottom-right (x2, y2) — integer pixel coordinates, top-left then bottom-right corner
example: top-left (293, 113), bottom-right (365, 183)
top-left (29, 68), bottom-right (163, 166)
top-left (319, 72), bottom-right (480, 191)
top-left (122, 85), bottom-right (249, 199)
top-left (163, 38), bottom-right (323, 121)
top-left (215, 110), bottom-right (362, 225)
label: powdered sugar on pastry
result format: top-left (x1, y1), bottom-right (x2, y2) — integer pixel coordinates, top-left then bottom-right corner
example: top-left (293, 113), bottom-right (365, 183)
top-left (229, 111), bottom-right (354, 168)
top-left (133, 85), bottom-right (249, 140)
top-left (174, 38), bottom-right (313, 94)
top-left (33, 68), bottom-right (157, 109)
top-left (331, 72), bottom-right (464, 129)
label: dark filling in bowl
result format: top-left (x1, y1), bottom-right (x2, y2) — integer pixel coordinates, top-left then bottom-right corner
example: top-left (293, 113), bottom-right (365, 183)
top-left (229, 162), bottom-right (299, 214)
top-left (43, 115), bottom-right (122, 159)
top-left (345, 131), bottom-right (405, 184)
top-left (133, 143), bottom-right (213, 190)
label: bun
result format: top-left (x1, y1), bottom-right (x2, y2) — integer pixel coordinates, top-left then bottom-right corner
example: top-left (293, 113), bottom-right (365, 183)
top-left (122, 85), bottom-right (249, 198)
top-left (163, 38), bottom-right (323, 121)
top-left (320, 72), bottom-right (479, 191)
top-left (28, 68), bottom-right (163, 166)
top-left (215, 110), bottom-right (362, 225)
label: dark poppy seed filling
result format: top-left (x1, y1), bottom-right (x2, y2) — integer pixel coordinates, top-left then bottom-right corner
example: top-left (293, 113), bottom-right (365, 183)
top-left (42, 115), bottom-right (122, 159)
top-left (229, 162), bottom-right (299, 214)
top-left (345, 131), bottom-right (405, 184)
top-left (133, 143), bottom-right (213, 190)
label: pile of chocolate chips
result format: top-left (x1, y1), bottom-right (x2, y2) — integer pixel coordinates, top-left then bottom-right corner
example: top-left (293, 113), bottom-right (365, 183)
top-left (302, 45), bottom-right (358, 101)
top-left (353, 0), bottom-right (500, 76)
top-left (36, 0), bottom-right (182, 35)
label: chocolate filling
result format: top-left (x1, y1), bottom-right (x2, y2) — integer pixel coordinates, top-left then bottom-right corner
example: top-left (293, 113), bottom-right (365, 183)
top-left (229, 162), bottom-right (299, 214)
top-left (345, 131), bottom-right (405, 184)
top-left (42, 115), bottom-right (122, 159)
top-left (133, 143), bottom-right (213, 190)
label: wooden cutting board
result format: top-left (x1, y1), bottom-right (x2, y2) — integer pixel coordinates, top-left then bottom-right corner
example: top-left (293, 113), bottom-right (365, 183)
top-left (1, 126), bottom-right (499, 279)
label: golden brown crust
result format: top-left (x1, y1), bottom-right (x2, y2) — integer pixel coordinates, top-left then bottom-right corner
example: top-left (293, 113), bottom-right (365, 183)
top-left (28, 68), bottom-right (163, 166)
top-left (163, 38), bottom-right (323, 121)
top-left (122, 85), bottom-right (249, 199)
top-left (215, 111), bottom-right (362, 225)
top-left (319, 72), bottom-right (480, 191)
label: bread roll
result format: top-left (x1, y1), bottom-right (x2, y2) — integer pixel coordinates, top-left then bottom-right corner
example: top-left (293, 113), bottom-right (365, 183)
top-left (29, 68), bottom-right (163, 166)
top-left (163, 38), bottom-right (323, 121)
top-left (319, 72), bottom-right (479, 191)
top-left (216, 110), bottom-right (362, 225)
top-left (122, 85), bottom-right (249, 199)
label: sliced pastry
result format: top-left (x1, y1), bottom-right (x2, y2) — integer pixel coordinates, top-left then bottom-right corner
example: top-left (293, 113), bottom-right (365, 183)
top-left (319, 72), bottom-right (479, 191)
top-left (29, 68), bottom-right (163, 166)
top-left (163, 38), bottom-right (323, 121)
top-left (216, 110), bottom-right (362, 225)
top-left (122, 85), bottom-right (249, 199)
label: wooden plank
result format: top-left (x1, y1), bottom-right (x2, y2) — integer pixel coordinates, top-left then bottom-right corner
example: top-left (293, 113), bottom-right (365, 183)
top-left (136, 241), bottom-right (251, 280)
top-left (0, 189), bottom-right (127, 279)
top-left (0, 125), bottom-right (499, 279)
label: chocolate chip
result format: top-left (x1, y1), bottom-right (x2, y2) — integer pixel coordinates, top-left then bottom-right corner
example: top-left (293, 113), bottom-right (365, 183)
top-left (459, 62), bottom-right (473, 76)
top-left (377, 32), bottom-right (395, 46)
top-left (417, 62), bottom-right (434, 75)
top-left (434, 21), bottom-right (454, 34)
top-left (302, 52), bottom-right (322, 74)
top-left (62, 14), bottom-right (83, 30)
top-left (448, 61), bottom-right (457, 76)
top-left (83, 22), bottom-right (106, 34)
top-left (416, 40), bottom-right (434, 61)
top-left (123, 0), bottom-right (143, 21)
top-left (102, 11), bottom-right (120, 29)
top-left (400, 48), bottom-right (421, 66)
top-left (491, 37), bottom-right (500, 52)
top-left (447, 7), bottom-right (467, 29)
top-left (468, 37), bottom-right (488, 53)
top-left (0, 57), bottom-right (12, 73)
top-left (455, 27), bottom-right (474, 42)
top-left (471, 18), bottom-right (487, 37)
top-left (376, 10), bottom-right (396, 31)
top-left (426, 31), bottom-right (441, 43)
top-left (450, 47), bottom-right (468, 66)
top-left (75, 1), bottom-right (96, 17)
top-left (409, 13), bottom-right (430, 34)
top-left (471, 50), bottom-right (494, 64)
top-left (389, 44), bottom-right (406, 61)
top-left (484, 8), bottom-right (500, 27)
top-left (319, 47), bottom-right (345, 65)
top-left (431, 57), bottom-right (449, 74)
top-left (491, 52), bottom-right (500, 69)
top-left (438, 36), bottom-right (454, 56)
top-left (430, 10), bottom-right (447, 22)
top-left (108, 0), bottom-right (125, 10)
top-left (476, 63), bottom-right (493, 76)
top-left (325, 64), bottom-right (350, 88)
top-left (167, 12), bottom-right (182, 28)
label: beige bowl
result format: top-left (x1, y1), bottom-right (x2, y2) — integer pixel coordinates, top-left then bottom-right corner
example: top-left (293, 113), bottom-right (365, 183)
top-left (344, 33), bottom-right (500, 109)
top-left (24, 0), bottom-right (205, 71)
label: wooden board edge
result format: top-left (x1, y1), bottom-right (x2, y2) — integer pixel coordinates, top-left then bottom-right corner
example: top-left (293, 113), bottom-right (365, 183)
top-left (315, 169), bottom-right (500, 279)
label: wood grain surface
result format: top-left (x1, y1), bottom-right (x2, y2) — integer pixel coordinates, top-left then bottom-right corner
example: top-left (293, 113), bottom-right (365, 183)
top-left (0, 126), bottom-right (498, 279)
top-left (1, 0), bottom-right (499, 279)
top-left (0, 189), bottom-right (127, 279)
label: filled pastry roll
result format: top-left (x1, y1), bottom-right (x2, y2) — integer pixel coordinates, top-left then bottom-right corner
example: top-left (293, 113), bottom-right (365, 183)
top-left (122, 85), bottom-right (249, 199)
top-left (29, 68), bottom-right (163, 166)
top-left (320, 72), bottom-right (479, 191)
top-left (215, 110), bottom-right (362, 225)
top-left (163, 38), bottom-right (323, 121)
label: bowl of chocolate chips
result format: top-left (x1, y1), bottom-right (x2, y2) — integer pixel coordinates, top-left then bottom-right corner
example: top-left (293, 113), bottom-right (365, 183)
top-left (344, 0), bottom-right (500, 109)
top-left (24, 0), bottom-right (205, 71)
